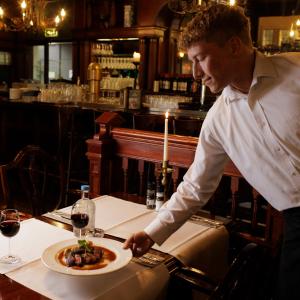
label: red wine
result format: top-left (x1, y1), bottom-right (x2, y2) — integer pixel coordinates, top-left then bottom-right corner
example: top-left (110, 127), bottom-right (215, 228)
top-left (0, 220), bottom-right (20, 237)
top-left (71, 213), bottom-right (89, 229)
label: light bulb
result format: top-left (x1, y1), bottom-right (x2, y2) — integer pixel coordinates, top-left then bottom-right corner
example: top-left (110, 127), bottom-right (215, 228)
top-left (60, 8), bottom-right (66, 20)
top-left (55, 15), bottom-right (60, 26)
top-left (21, 0), bottom-right (27, 10)
top-left (178, 51), bottom-right (184, 58)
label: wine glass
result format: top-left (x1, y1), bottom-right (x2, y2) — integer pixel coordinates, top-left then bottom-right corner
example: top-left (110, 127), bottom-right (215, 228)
top-left (0, 209), bottom-right (21, 264)
top-left (71, 201), bottom-right (89, 240)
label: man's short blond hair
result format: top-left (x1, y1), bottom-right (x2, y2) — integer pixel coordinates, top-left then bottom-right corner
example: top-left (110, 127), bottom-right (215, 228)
top-left (180, 4), bottom-right (252, 49)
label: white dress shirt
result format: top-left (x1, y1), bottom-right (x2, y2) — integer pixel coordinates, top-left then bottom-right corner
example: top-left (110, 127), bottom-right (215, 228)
top-left (145, 51), bottom-right (300, 245)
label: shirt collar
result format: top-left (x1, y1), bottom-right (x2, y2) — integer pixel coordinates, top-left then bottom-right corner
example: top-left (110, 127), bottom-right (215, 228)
top-left (223, 50), bottom-right (278, 104)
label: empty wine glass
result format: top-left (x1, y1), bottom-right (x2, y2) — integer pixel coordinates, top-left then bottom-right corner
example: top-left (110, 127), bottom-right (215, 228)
top-left (71, 200), bottom-right (89, 240)
top-left (0, 209), bottom-right (21, 264)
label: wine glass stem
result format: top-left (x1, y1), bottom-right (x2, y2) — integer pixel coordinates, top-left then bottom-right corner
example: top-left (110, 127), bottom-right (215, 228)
top-left (8, 238), bottom-right (11, 257)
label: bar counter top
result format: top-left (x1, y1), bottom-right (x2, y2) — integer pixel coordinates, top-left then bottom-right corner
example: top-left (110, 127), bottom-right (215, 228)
top-left (0, 98), bottom-right (208, 119)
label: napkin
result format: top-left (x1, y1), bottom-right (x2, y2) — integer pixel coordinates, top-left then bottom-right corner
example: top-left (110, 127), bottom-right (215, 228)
top-left (0, 218), bottom-right (73, 274)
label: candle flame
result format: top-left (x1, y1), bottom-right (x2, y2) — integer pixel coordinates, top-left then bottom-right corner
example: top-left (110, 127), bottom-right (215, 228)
top-left (165, 111), bottom-right (169, 119)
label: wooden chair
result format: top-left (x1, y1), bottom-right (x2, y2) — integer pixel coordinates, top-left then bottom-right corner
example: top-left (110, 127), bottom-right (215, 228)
top-left (86, 112), bottom-right (283, 256)
top-left (169, 242), bottom-right (273, 300)
top-left (172, 117), bottom-right (203, 137)
top-left (0, 145), bottom-right (66, 216)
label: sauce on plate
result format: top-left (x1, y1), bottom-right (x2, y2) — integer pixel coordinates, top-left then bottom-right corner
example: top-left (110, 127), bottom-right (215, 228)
top-left (56, 244), bottom-right (116, 270)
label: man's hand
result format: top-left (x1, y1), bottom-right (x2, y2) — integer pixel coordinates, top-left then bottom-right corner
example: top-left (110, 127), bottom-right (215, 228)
top-left (123, 231), bottom-right (154, 257)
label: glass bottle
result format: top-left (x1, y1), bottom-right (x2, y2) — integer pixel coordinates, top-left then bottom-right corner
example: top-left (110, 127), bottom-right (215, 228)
top-left (172, 74), bottom-right (178, 93)
top-left (146, 181), bottom-right (156, 209)
top-left (73, 185), bottom-right (95, 238)
top-left (155, 184), bottom-right (164, 212)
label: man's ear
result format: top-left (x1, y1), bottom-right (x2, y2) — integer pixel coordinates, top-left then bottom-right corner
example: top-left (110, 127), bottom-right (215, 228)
top-left (228, 36), bottom-right (242, 55)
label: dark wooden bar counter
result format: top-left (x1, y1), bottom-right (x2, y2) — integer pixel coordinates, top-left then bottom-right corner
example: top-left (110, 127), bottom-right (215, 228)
top-left (0, 100), bottom-right (101, 205)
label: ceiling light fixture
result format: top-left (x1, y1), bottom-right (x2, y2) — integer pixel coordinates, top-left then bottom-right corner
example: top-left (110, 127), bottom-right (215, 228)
top-left (168, 0), bottom-right (237, 15)
top-left (0, 0), bottom-right (66, 32)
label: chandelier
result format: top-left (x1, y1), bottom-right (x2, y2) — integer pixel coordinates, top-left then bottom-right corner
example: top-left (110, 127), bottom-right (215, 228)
top-left (289, 18), bottom-right (300, 39)
top-left (168, 0), bottom-right (236, 15)
top-left (0, 0), bottom-right (66, 32)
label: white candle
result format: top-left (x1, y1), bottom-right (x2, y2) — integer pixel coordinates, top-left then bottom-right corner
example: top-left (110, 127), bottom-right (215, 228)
top-left (163, 111), bottom-right (169, 162)
top-left (133, 51), bottom-right (141, 63)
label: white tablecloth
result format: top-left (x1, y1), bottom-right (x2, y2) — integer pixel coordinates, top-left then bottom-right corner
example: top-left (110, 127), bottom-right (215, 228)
top-left (4, 219), bottom-right (169, 299)
top-left (7, 258), bottom-right (169, 300)
top-left (45, 195), bottom-right (229, 280)
top-left (4, 195), bottom-right (229, 299)
top-left (0, 219), bottom-right (74, 274)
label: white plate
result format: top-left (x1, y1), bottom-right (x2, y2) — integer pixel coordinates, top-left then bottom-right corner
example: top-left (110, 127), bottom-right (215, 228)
top-left (41, 238), bottom-right (132, 276)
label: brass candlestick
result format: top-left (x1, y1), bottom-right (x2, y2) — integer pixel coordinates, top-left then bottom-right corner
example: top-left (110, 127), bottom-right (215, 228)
top-left (161, 160), bottom-right (173, 202)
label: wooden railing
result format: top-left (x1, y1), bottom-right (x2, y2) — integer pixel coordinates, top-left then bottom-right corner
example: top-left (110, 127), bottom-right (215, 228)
top-left (86, 112), bottom-right (283, 255)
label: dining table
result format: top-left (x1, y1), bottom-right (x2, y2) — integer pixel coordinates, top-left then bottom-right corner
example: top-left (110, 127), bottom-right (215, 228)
top-left (0, 195), bottom-right (229, 300)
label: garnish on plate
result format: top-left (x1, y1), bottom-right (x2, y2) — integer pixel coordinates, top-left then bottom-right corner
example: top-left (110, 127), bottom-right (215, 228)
top-left (63, 240), bottom-right (103, 267)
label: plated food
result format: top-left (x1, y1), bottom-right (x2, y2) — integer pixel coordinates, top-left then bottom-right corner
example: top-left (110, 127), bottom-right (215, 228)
top-left (57, 240), bottom-right (116, 270)
top-left (41, 238), bottom-right (132, 276)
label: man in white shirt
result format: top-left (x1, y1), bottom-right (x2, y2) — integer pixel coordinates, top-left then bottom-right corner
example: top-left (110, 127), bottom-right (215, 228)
top-left (124, 4), bottom-right (300, 299)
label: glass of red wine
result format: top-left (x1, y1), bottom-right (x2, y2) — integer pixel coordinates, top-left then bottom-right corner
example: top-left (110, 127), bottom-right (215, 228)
top-left (71, 201), bottom-right (89, 240)
top-left (0, 209), bottom-right (21, 264)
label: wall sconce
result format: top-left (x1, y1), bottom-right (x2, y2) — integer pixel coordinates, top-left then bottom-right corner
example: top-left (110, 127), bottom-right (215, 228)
top-left (178, 51), bottom-right (185, 58)
top-left (289, 23), bottom-right (295, 38)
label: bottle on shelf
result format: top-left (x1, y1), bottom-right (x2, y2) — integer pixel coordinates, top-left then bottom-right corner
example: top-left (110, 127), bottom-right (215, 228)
top-left (153, 78), bottom-right (160, 93)
top-left (164, 73), bottom-right (171, 92)
top-left (73, 185), bottom-right (96, 238)
top-left (159, 73), bottom-right (164, 92)
top-left (177, 74), bottom-right (187, 94)
top-left (172, 74), bottom-right (178, 92)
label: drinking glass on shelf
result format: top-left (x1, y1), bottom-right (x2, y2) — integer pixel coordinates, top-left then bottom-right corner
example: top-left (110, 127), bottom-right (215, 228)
top-left (71, 201), bottom-right (89, 240)
top-left (0, 209), bottom-right (21, 264)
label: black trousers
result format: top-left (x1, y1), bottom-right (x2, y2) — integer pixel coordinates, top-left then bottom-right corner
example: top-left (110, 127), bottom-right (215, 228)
top-left (279, 206), bottom-right (300, 300)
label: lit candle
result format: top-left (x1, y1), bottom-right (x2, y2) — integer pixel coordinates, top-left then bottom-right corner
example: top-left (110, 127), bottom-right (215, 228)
top-left (163, 111), bottom-right (169, 162)
top-left (133, 51), bottom-right (141, 63)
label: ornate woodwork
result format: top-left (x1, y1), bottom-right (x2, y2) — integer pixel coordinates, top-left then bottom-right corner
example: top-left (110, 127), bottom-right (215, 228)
top-left (86, 112), bottom-right (283, 255)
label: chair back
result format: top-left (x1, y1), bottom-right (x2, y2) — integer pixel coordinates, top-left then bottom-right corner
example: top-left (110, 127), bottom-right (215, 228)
top-left (0, 145), bottom-right (66, 216)
top-left (210, 243), bottom-right (262, 300)
top-left (170, 243), bottom-right (269, 300)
